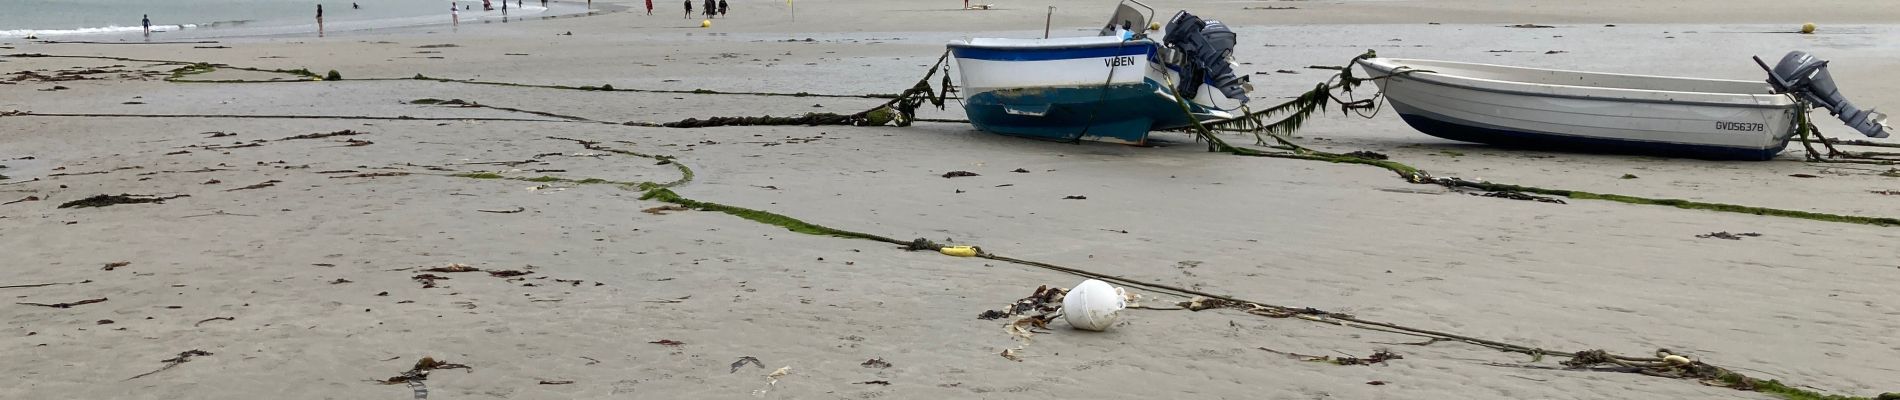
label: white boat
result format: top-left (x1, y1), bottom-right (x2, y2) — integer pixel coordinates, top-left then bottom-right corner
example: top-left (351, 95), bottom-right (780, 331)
top-left (1356, 57), bottom-right (1813, 160)
top-left (947, 1), bottom-right (1252, 144)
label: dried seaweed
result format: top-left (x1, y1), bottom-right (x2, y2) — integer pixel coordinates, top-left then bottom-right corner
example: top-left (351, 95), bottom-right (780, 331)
top-left (642, 205), bottom-right (690, 215)
top-left (225, 180), bottom-right (281, 191)
top-left (730, 356), bottom-right (763, 373)
top-left (18, 297), bottom-right (107, 308)
top-left (411, 274), bottom-right (449, 288)
top-left (279, 129), bottom-right (366, 141)
top-left (58, 194), bottom-right (188, 208)
top-left (978, 285), bottom-right (1066, 320)
top-left (422, 264), bottom-right (479, 273)
top-left (194, 316), bottom-right (234, 327)
top-left (329, 172), bottom-right (408, 179)
top-left (0, 279), bottom-right (90, 289)
top-left (376, 356), bottom-right (472, 385)
top-left (1258, 348), bottom-right (1403, 366)
top-left (1467, 191), bottom-right (1566, 204)
top-left (1344, 151), bottom-right (1388, 160)
top-left (102, 261), bottom-right (130, 271)
top-left (650, 339), bottom-right (685, 346)
top-left (126, 350), bottom-right (212, 380)
top-left (860, 358), bottom-right (891, 369)
top-left (1696, 232), bottom-right (1762, 240)
top-left (486, 270), bottom-right (532, 278)
top-left (203, 142), bottom-right (264, 150)
top-left (941, 171), bottom-right (978, 178)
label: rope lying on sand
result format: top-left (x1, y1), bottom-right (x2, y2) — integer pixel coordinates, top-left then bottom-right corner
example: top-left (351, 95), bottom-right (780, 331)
top-left (1795, 111), bottom-right (1900, 166)
top-left (640, 50), bottom-right (957, 129)
top-left (3, 53), bottom-right (907, 98)
top-left (0, 111), bottom-right (581, 123)
top-left (7, 52), bottom-right (965, 128)
top-left (428, 136), bottom-right (1894, 400)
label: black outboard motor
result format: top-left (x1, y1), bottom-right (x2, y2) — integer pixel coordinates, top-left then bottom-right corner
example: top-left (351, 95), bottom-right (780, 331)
top-left (1162, 11), bottom-right (1248, 104)
top-left (1761, 51), bottom-right (1890, 138)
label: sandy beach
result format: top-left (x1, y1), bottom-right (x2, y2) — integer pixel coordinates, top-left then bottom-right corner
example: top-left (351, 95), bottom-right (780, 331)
top-left (4, 1), bottom-right (1899, 399)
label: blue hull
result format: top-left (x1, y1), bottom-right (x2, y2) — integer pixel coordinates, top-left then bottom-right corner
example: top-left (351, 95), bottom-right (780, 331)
top-left (962, 80), bottom-right (1195, 145)
top-left (1396, 111), bottom-right (1789, 161)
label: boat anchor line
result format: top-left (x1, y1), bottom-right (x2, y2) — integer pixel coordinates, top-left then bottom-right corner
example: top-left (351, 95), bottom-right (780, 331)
top-left (1794, 105), bottom-right (1900, 166)
top-left (1167, 53), bottom-right (1900, 227)
top-left (3, 53), bottom-right (914, 99)
top-left (1064, 39), bottom-right (1139, 143)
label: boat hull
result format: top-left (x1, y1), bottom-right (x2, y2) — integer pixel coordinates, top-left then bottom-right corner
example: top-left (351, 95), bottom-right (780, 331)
top-left (961, 81), bottom-right (1199, 144)
top-left (1359, 58), bottom-right (1801, 160)
top-left (949, 37), bottom-right (1231, 144)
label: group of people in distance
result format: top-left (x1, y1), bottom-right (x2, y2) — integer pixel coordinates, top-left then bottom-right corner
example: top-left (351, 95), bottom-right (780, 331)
top-left (139, 0), bottom-right (732, 38)
top-left (669, 0), bottom-right (727, 19)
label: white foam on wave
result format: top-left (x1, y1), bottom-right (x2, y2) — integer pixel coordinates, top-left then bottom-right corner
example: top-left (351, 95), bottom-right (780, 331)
top-left (0, 24), bottom-right (197, 38)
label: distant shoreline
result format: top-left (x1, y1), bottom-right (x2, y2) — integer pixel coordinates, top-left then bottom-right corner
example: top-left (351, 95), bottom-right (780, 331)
top-left (1, 1), bottom-right (622, 41)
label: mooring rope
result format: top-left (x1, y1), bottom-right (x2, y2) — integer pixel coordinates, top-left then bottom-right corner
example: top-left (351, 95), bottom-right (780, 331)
top-left (432, 134), bottom-right (1891, 400)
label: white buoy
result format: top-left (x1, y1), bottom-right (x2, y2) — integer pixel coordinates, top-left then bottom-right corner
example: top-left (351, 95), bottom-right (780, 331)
top-left (1062, 279), bottom-right (1126, 331)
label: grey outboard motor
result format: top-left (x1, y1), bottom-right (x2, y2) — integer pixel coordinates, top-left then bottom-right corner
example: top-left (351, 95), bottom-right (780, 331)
top-left (1760, 51), bottom-right (1890, 138)
top-left (1162, 11), bottom-right (1248, 104)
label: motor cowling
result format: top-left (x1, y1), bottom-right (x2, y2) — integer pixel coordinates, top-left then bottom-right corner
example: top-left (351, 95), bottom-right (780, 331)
top-left (1163, 11), bottom-right (1249, 104)
top-left (1766, 51), bottom-right (1890, 138)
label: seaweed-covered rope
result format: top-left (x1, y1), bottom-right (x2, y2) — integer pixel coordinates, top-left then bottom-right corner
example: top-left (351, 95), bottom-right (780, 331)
top-left (649, 50), bottom-right (956, 129)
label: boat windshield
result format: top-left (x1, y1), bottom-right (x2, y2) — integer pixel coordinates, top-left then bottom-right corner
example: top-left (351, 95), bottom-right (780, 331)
top-left (1099, 3), bottom-right (1146, 37)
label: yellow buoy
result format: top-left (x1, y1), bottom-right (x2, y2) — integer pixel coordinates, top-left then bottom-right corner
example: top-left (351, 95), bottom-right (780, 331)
top-left (1800, 22), bottom-right (1816, 34)
top-left (1148, 22), bottom-right (1161, 31)
top-left (939, 246), bottom-right (979, 257)
top-left (701, 19), bottom-right (712, 28)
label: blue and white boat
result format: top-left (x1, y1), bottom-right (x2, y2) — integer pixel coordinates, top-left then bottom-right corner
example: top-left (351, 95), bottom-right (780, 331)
top-left (948, 2), bottom-right (1252, 145)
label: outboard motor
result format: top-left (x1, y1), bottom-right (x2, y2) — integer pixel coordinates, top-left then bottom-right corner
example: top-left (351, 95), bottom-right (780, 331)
top-left (1162, 11), bottom-right (1248, 104)
top-left (1761, 51), bottom-right (1890, 138)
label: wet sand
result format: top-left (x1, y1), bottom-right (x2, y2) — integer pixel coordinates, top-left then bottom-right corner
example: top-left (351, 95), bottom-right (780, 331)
top-left (3, 1), bottom-right (1899, 399)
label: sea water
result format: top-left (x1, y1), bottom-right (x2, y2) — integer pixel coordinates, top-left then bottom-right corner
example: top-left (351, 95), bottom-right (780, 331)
top-left (0, 0), bottom-right (580, 39)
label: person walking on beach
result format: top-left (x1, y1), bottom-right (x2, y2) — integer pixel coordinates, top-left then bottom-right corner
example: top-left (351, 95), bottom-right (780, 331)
top-left (142, 14), bottom-right (151, 35)
top-left (718, 0), bottom-right (727, 17)
top-left (316, 4), bottom-right (324, 36)
top-left (451, 2), bottom-right (459, 25)
top-left (645, 0), bottom-right (653, 15)
top-left (683, 0), bottom-right (691, 18)
top-left (501, 0), bottom-right (508, 17)
top-left (703, 0), bottom-right (714, 18)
